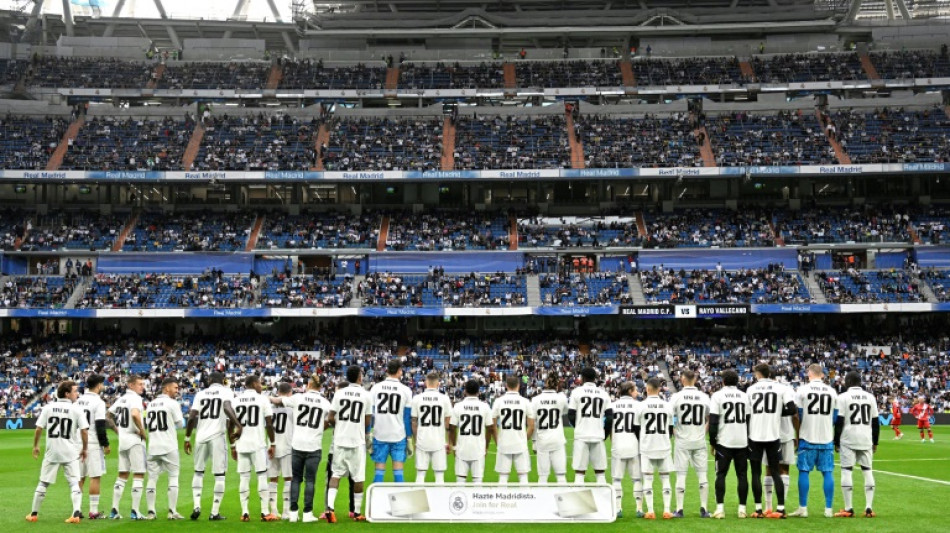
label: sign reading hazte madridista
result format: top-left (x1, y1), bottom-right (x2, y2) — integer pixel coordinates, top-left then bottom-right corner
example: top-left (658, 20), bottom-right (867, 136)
top-left (366, 483), bottom-right (616, 523)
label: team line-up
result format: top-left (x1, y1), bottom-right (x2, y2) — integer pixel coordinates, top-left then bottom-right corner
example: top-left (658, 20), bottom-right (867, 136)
top-left (27, 360), bottom-right (937, 523)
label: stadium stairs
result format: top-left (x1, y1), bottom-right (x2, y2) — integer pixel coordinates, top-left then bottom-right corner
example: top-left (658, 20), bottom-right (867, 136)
top-left (695, 125), bottom-right (716, 167)
top-left (13, 215), bottom-right (32, 250)
top-left (46, 117), bottom-right (85, 171)
top-left (509, 214), bottom-right (518, 251)
top-left (918, 278), bottom-right (940, 303)
top-left (803, 272), bottom-right (829, 304)
top-left (503, 63), bottom-right (517, 95)
top-left (146, 63), bottom-right (166, 89)
top-left (860, 53), bottom-right (882, 80)
top-left (65, 277), bottom-right (92, 309)
top-left (245, 214), bottom-right (265, 251)
top-left (350, 276), bottom-right (364, 308)
top-left (635, 211), bottom-right (648, 238)
top-left (24, 385), bottom-right (56, 414)
top-left (111, 210), bottom-right (140, 252)
top-left (739, 59), bottom-right (756, 82)
top-left (377, 215), bottom-right (390, 252)
top-left (770, 220), bottom-right (785, 246)
top-left (566, 109), bottom-right (586, 169)
top-left (627, 273), bottom-right (647, 305)
top-left (619, 60), bottom-right (636, 93)
top-left (659, 360), bottom-right (678, 391)
top-left (385, 66), bottom-right (400, 92)
top-left (182, 123), bottom-right (206, 170)
top-left (526, 275), bottom-right (541, 306)
top-left (441, 117), bottom-right (456, 171)
top-left (313, 123), bottom-right (330, 171)
top-left (817, 110), bottom-right (852, 165)
top-left (265, 63), bottom-right (282, 90)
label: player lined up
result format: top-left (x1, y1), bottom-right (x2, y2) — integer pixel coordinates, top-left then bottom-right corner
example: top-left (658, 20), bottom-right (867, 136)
top-left (28, 361), bottom-right (892, 523)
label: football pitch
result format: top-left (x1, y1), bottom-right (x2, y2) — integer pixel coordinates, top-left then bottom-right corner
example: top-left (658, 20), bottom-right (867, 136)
top-left (3, 427), bottom-right (947, 533)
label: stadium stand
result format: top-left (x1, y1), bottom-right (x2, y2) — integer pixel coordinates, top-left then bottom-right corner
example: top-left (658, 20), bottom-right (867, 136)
top-left (640, 267), bottom-right (810, 304)
top-left (280, 59), bottom-right (386, 90)
top-left (454, 115), bottom-right (570, 169)
top-left (18, 211), bottom-right (126, 251)
top-left (750, 53), bottom-right (866, 83)
top-left (576, 114), bottom-right (701, 168)
top-left (0, 276), bottom-right (76, 308)
top-left (122, 211), bottom-right (255, 252)
top-left (398, 62), bottom-right (505, 89)
top-left (631, 56), bottom-right (744, 86)
top-left (642, 208), bottom-right (776, 248)
top-left (61, 116), bottom-right (193, 171)
top-left (322, 117), bottom-right (442, 171)
top-left (816, 269), bottom-right (924, 303)
top-left (386, 210), bottom-right (510, 251)
top-left (0, 116), bottom-right (68, 170)
top-left (361, 271), bottom-right (527, 307)
top-left (159, 61), bottom-right (271, 89)
top-left (829, 107), bottom-right (950, 164)
top-left (255, 211), bottom-right (378, 249)
top-left (194, 114), bottom-right (319, 171)
top-left (77, 272), bottom-right (258, 309)
top-left (26, 56), bottom-right (153, 88)
top-left (518, 215), bottom-right (640, 248)
top-left (539, 271), bottom-right (632, 305)
top-left (871, 49), bottom-right (950, 79)
top-left (516, 60), bottom-right (623, 87)
top-left (707, 111), bottom-right (835, 166)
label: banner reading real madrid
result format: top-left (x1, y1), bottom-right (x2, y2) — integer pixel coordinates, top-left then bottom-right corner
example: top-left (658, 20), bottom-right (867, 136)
top-left (366, 483), bottom-right (616, 523)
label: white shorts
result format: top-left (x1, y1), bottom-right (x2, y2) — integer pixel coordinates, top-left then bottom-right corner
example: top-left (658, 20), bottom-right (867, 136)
top-left (147, 450), bottom-right (181, 478)
top-left (839, 447), bottom-right (873, 470)
top-left (268, 454), bottom-right (292, 478)
top-left (237, 448), bottom-right (269, 474)
top-left (674, 446), bottom-right (708, 473)
top-left (40, 459), bottom-right (81, 485)
top-left (611, 455), bottom-right (641, 480)
top-left (640, 454), bottom-right (673, 474)
top-left (81, 447), bottom-right (106, 478)
top-left (415, 449), bottom-right (447, 472)
top-left (455, 458), bottom-right (484, 479)
top-left (194, 437), bottom-right (229, 476)
top-left (536, 447), bottom-right (567, 477)
top-left (572, 440), bottom-right (608, 471)
top-left (331, 446), bottom-right (365, 483)
top-left (118, 443), bottom-right (147, 474)
top-left (763, 440), bottom-right (795, 465)
top-left (495, 451), bottom-right (530, 475)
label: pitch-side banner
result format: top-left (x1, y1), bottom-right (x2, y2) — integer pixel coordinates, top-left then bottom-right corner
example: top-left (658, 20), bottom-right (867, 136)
top-left (366, 483), bottom-right (615, 523)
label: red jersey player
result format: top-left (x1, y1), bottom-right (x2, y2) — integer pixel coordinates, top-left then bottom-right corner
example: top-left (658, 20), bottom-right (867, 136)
top-left (909, 397), bottom-right (935, 443)
top-left (890, 397), bottom-right (903, 440)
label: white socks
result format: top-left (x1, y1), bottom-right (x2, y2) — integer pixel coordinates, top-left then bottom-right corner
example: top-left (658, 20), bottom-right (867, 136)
top-left (211, 475), bottom-right (225, 515)
top-left (192, 472), bottom-right (204, 509)
top-left (130, 478), bottom-right (143, 513)
top-left (112, 478), bottom-right (127, 511)
top-left (661, 474), bottom-right (672, 513)
top-left (32, 482), bottom-right (48, 514)
top-left (675, 471), bottom-right (687, 510)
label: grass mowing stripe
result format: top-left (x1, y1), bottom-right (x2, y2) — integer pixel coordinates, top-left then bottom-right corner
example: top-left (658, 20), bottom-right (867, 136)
top-left (872, 470), bottom-right (950, 485)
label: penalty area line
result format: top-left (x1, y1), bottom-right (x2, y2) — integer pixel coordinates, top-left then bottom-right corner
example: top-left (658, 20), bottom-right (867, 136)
top-left (873, 469), bottom-right (950, 486)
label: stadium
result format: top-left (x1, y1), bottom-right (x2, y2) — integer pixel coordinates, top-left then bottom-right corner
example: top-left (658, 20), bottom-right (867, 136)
top-left (0, 0), bottom-right (948, 531)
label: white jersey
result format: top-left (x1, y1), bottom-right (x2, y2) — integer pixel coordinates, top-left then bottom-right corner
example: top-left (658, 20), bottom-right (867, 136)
top-left (491, 391), bottom-right (533, 454)
top-left (637, 395), bottom-right (674, 459)
top-left (283, 390), bottom-right (331, 453)
top-left (271, 404), bottom-right (294, 457)
top-left (671, 386), bottom-right (711, 449)
top-left (795, 380), bottom-right (838, 445)
top-left (530, 390), bottom-right (568, 452)
top-left (192, 383), bottom-right (236, 443)
top-left (452, 397), bottom-right (493, 461)
top-left (410, 388), bottom-right (453, 452)
top-left (709, 387), bottom-right (751, 449)
top-left (568, 383), bottom-right (611, 442)
top-left (779, 411), bottom-right (795, 442)
top-left (610, 397), bottom-right (641, 458)
top-left (234, 389), bottom-right (274, 453)
top-left (369, 378), bottom-right (413, 442)
top-left (747, 379), bottom-right (795, 442)
top-left (836, 387), bottom-right (879, 450)
top-left (109, 390), bottom-right (145, 451)
top-left (76, 392), bottom-right (107, 449)
top-left (145, 394), bottom-right (184, 456)
top-left (331, 384), bottom-right (371, 448)
top-left (37, 399), bottom-right (89, 463)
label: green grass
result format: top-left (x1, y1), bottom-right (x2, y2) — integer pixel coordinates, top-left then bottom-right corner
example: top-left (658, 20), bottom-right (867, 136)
top-left (4, 427), bottom-right (948, 533)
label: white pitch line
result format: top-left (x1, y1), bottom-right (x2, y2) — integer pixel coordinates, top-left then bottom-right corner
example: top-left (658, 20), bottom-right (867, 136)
top-left (873, 470), bottom-right (950, 486)
top-left (872, 458), bottom-right (950, 463)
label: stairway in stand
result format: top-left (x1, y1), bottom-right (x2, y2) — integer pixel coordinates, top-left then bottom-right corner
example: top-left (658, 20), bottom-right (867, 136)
top-left (565, 109), bottom-right (585, 169)
top-left (441, 118), bottom-right (456, 171)
top-left (181, 123), bottom-right (206, 170)
top-left (46, 117), bottom-right (84, 170)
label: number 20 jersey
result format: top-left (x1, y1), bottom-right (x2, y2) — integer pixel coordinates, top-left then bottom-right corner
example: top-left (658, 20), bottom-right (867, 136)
top-left (637, 396), bottom-right (674, 459)
top-left (452, 397), bottom-right (493, 461)
top-left (491, 392), bottom-right (533, 454)
top-left (331, 384), bottom-right (372, 448)
top-left (568, 383), bottom-right (611, 442)
top-left (192, 383), bottom-right (235, 443)
top-left (146, 394), bottom-right (184, 456)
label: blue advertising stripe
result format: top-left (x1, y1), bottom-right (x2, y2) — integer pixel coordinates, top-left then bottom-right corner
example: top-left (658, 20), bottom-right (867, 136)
top-left (185, 308), bottom-right (272, 318)
top-left (752, 303), bottom-right (843, 314)
top-left (6, 309), bottom-right (97, 318)
top-left (533, 305), bottom-right (618, 316)
top-left (359, 307), bottom-right (445, 317)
